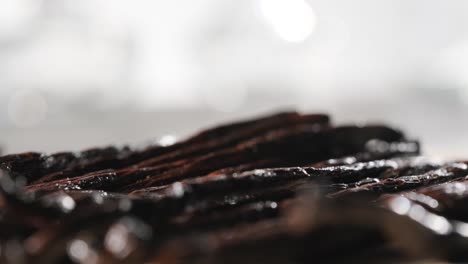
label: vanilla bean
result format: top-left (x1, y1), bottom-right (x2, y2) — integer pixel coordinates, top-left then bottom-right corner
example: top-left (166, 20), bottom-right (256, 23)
top-left (22, 112), bottom-right (329, 184)
top-left (330, 162), bottom-right (468, 198)
top-left (10, 111), bottom-right (467, 263)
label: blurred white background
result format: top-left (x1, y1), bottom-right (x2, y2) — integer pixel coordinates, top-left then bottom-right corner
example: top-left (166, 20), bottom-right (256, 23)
top-left (1, 0), bottom-right (467, 157)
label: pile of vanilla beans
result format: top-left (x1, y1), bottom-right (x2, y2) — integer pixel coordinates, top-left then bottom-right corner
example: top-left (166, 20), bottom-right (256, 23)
top-left (1, 111), bottom-right (468, 263)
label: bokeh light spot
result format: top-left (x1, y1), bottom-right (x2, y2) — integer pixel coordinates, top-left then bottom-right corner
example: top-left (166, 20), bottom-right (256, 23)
top-left (258, 0), bottom-right (317, 43)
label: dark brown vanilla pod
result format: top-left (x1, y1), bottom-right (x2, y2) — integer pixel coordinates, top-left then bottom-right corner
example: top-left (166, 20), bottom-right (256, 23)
top-left (123, 125), bottom-right (409, 191)
top-left (0, 170), bottom-right (71, 230)
top-left (21, 144), bottom-right (174, 185)
top-left (319, 157), bottom-right (443, 188)
top-left (129, 125), bottom-right (410, 193)
top-left (2, 112), bottom-right (311, 184)
top-left (171, 200), bottom-right (284, 231)
top-left (133, 114), bottom-right (330, 168)
top-left (307, 160), bottom-right (402, 184)
top-left (28, 157), bottom-right (297, 194)
top-left (186, 112), bottom-right (329, 143)
top-left (388, 178), bottom-right (468, 222)
top-left (311, 139), bottom-right (420, 168)
top-left (26, 156), bottom-right (280, 194)
top-left (150, 194), bottom-right (408, 264)
top-left (4, 196), bottom-right (176, 262)
top-left (11, 112), bottom-right (468, 263)
top-left (99, 201), bottom-right (285, 263)
top-left (21, 187), bottom-right (289, 262)
top-left (178, 182), bottom-right (322, 221)
top-left (330, 162), bottom-right (468, 198)
top-left (201, 158), bottom-right (286, 177)
top-left (376, 157), bottom-right (443, 179)
top-left (381, 194), bottom-right (468, 261)
top-left (0, 146), bottom-right (134, 184)
top-left (324, 125), bottom-right (405, 157)
top-left (131, 160), bottom-right (426, 218)
top-left (0, 152), bottom-right (46, 183)
top-left (131, 168), bottom-right (309, 208)
top-left (20, 189), bottom-right (191, 223)
top-left (22, 118), bottom-right (402, 193)
top-left (26, 112), bottom-right (329, 185)
top-left (120, 125), bottom-right (326, 191)
top-left (132, 160), bottom-right (397, 201)
top-left (29, 119), bottom-right (329, 189)
top-left (30, 131), bottom-right (410, 195)
top-left (20, 211), bottom-right (127, 263)
top-left (24, 170), bottom-right (120, 194)
top-left (30, 159), bottom-right (189, 193)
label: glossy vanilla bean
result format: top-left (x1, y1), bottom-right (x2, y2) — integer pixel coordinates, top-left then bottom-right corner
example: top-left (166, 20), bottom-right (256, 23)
top-left (11, 112), bottom-right (468, 263)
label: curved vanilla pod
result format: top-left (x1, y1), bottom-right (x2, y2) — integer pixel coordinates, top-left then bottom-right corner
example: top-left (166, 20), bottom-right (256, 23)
top-left (330, 162), bottom-right (468, 198)
top-left (25, 123), bottom-right (405, 193)
top-left (131, 160), bottom-right (402, 205)
top-left (26, 157), bottom-right (297, 194)
top-left (4, 112), bottom-right (457, 263)
top-left (0, 169), bottom-right (66, 229)
top-left (151, 194), bottom-right (397, 264)
top-left (124, 125), bottom-right (407, 191)
top-left (186, 112), bottom-right (312, 142)
top-left (388, 177), bottom-right (468, 222)
top-left (150, 167), bottom-right (310, 195)
top-left (382, 193), bottom-right (468, 261)
top-left (24, 126), bottom-right (409, 195)
top-left (74, 200), bottom-right (283, 263)
top-left (311, 139), bottom-right (420, 168)
top-left (133, 113), bottom-right (329, 168)
top-left (319, 157), bottom-right (443, 187)
top-left (24, 112), bottom-right (329, 185)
